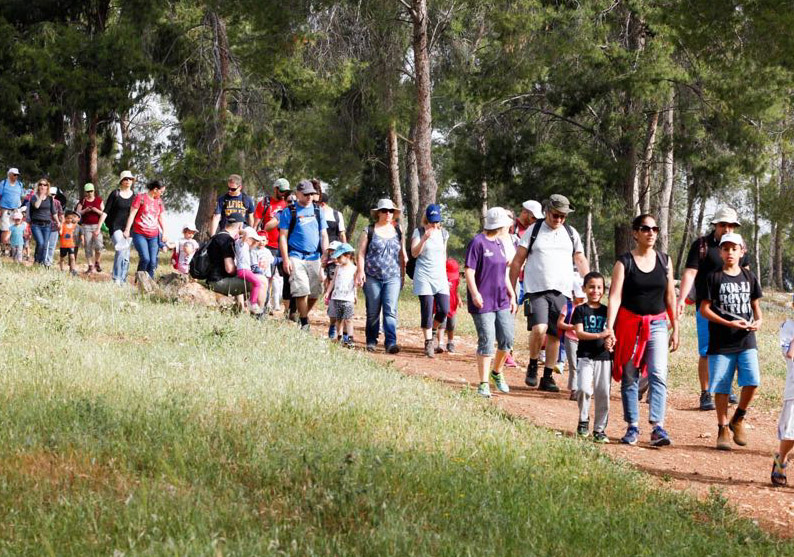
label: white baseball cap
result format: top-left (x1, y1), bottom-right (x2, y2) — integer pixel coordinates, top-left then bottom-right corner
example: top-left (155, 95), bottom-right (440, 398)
top-left (182, 223), bottom-right (198, 233)
top-left (7, 168), bottom-right (19, 176)
top-left (522, 200), bottom-right (543, 220)
top-left (242, 226), bottom-right (265, 242)
top-left (484, 207), bottom-right (513, 230)
top-left (50, 187), bottom-right (58, 195)
top-left (719, 232), bottom-right (744, 247)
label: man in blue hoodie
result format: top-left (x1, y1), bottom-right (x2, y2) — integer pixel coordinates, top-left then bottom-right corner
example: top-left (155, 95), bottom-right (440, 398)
top-left (0, 168), bottom-right (24, 255)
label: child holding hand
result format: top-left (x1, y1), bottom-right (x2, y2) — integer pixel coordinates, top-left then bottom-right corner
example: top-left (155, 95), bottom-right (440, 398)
top-left (772, 312), bottom-right (794, 486)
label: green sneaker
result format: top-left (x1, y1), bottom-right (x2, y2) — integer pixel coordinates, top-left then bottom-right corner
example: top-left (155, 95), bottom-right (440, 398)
top-left (477, 382), bottom-right (492, 398)
top-left (491, 371), bottom-right (510, 393)
top-left (593, 431), bottom-right (610, 444)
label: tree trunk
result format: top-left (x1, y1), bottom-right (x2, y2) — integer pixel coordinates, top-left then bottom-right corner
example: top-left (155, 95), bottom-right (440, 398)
top-left (585, 202), bottom-right (594, 266)
top-left (405, 126), bottom-right (420, 234)
top-left (768, 222), bottom-right (777, 287)
top-left (695, 194), bottom-right (706, 238)
top-left (119, 110), bottom-right (132, 170)
top-left (775, 226), bottom-right (784, 289)
top-left (655, 92), bottom-right (674, 253)
top-left (638, 111), bottom-right (660, 214)
top-left (590, 231), bottom-right (601, 273)
top-left (409, 0), bottom-right (438, 210)
top-left (78, 114), bottom-right (100, 189)
top-left (477, 134), bottom-right (488, 226)
top-left (387, 120), bottom-right (403, 231)
top-left (348, 210), bottom-right (360, 240)
top-left (675, 167), bottom-right (696, 277)
top-left (195, 182), bottom-right (217, 240)
top-left (753, 174), bottom-right (761, 275)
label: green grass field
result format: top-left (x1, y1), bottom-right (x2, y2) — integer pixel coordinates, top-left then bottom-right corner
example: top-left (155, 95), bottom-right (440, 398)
top-left (1, 263), bottom-right (793, 555)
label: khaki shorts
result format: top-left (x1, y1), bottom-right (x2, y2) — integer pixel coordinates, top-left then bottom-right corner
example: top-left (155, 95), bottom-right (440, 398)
top-left (82, 224), bottom-right (104, 257)
top-left (289, 257), bottom-right (323, 299)
top-left (0, 209), bottom-right (13, 232)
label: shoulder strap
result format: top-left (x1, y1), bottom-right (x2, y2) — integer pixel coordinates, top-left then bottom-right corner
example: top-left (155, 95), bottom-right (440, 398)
top-left (527, 220), bottom-right (544, 254)
top-left (287, 204), bottom-right (298, 239)
top-left (656, 251), bottom-right (670, 276)
top-left (314, 205), bottom-right (322, 253)
top-left (564, 223), bottom-right (575, 255)
top-left (442, 228), bottom-right (449, 242)
top-left (698, 235), bottom-right (708, 261)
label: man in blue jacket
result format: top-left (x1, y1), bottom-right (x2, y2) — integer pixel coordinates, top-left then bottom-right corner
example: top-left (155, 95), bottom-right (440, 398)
top-left (0, 168), bottom-right (24, 255)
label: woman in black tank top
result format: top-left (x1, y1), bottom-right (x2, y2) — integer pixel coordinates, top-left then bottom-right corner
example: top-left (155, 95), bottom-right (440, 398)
top-left (606, 214), bottom-right (679, 448)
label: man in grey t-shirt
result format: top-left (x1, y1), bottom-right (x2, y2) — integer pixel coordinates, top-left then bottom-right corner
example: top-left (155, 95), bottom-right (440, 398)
top-left (509, 194), bottom-right (589, 392)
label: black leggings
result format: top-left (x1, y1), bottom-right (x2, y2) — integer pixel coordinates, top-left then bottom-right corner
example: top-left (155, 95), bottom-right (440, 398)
top-left (419, 293), bottom-right (450, 330)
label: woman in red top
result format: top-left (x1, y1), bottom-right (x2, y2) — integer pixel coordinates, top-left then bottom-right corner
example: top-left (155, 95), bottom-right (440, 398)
top-left (124, 180), bottom-right (167, 278)
top-left (76, 182), bottom-right (104, 273)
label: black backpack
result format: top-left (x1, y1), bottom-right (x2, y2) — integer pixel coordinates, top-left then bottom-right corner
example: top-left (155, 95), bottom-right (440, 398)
top-left (406, 226), bottom-right (449, 280)
top-left (287, 203), bottom-right (322, 254)
top-left (189, 239), bottom-right (213, 280)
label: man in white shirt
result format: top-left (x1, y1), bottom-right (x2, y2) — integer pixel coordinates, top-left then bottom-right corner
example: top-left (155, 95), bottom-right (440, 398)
top-left (509, 194), bottom-right (590, 392)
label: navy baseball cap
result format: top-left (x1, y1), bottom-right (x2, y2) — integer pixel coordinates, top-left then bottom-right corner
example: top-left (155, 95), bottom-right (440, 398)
top-left (425, 204), bottom-right (442, 223)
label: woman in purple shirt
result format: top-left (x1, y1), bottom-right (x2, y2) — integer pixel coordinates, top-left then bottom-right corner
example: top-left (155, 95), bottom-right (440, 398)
top-left (465, 207), bottom-right (519, 398)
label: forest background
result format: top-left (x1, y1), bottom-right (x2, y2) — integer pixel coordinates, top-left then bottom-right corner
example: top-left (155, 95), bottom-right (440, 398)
top-left (2, 0), bottom-right (794, 287)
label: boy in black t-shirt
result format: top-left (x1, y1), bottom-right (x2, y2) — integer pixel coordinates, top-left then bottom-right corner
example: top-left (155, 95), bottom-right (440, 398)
top-left (701, 233), bottom-right (763, 451)
top-left (572, 272), bottom-right (612, 443)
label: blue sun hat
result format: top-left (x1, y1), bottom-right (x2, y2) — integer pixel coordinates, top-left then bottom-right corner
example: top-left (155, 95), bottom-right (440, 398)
top-left (331, 242), bottom-right (354, 259)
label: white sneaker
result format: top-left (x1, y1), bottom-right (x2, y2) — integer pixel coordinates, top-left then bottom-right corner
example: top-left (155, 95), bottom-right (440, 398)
top-left (248, 303), bottom-right (263, 314)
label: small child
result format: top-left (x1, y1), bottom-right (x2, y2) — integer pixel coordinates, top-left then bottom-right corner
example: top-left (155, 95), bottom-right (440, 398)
top-left (572, 271), bottom-right (612, 443)
top-left (772, 315), bottom-right (794, 486)
top-left (235, 227), bottom-right (266, 314)
top-left (325, 240), bottom-right (342, 339)
top-left (700, 233), bottom-right (763, 451)
top-left (324, 242), bottom-right (357, 347)
top-left (9, 211), bottom-right (26, 263)
top-left (557, 272), bottom-right (587, 400)
top-left (59, 210), bottom-right (79, 275)
top-left (434, 258), bottom-right (460, 353)
top-left (250, 237), bottom-right (274, 308)
top-left (174, 224), bottom-right (199, 274)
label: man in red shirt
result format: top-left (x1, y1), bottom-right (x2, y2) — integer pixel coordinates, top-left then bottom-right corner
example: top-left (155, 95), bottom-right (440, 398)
top-left (254, 178), bottom-right (293, 316)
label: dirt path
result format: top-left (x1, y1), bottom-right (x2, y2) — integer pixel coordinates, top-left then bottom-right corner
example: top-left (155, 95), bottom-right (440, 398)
top-left (306, 311), bottom-right (794, 538)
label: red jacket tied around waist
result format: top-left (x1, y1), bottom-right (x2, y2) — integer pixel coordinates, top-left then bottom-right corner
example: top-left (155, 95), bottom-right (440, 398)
top-left (613, 306), bottom-right (668, 382)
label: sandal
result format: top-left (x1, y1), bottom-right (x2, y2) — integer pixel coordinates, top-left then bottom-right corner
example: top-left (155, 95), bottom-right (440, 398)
top-left (771, 453), bottom-right (788, 487)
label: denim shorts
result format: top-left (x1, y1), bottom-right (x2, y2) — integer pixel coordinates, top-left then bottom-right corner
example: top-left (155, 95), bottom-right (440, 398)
top-left (708, 349), bottom-right (760, 394)
top-left (471, 309), bottom-right (514, 356)
top-left (695, 307), bottom-right (709, 358)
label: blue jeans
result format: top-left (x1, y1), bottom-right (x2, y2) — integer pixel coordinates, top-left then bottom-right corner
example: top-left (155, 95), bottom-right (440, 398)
top-left (111, 230), bottom-right (131, 283)
top-left (363, 274), bottom-right (401, 347)
top-left (31, 222), bottom-right (50, 264)
top-left (132, 232), bottom-right (159, 277)
top-left (45, 228), bottom-right (58, 266)
top-left (621, 319), bottom-right (669, 426)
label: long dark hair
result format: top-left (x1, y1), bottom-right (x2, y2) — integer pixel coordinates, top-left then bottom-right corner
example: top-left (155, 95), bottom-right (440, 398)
top-left (631, 213), bottom-right (656, 230)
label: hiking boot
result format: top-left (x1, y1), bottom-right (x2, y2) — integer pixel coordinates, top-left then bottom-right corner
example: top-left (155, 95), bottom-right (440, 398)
top-left (620, 426), bottom-right (640, 445)
top-left (729, 390), bottom-right (738, 405)
top-left (446, 341), bottom-right (456, 353)
top-left (366, 344), bottom-right (376, 353)
top-left (772, 453), bottom-right (788, 487)
top-left (386, 344), bottom-right (400, 355)
top-left (477, 382), bottom-right (492, 398)
top-left (699, 391), bottom-right (716, 411)
top-left (300, 323), bottom-right (311, 332)
top-left (716, 425), bottom-right (732, 451)
top-left (424, 339), bottom-right (435, 358)
top-left (504, 353), bottom-right (518, 368)
top-left (86, 264), bottom-right (94, 273)
top-left (576, 420), bottom-right (589, 437)
top-left (650, 425), bottom-right (672, 447)
top-left (729, 417), bottom-right (747, 446)
top-left (593, 431), bottom-right (610, 444)
top-left (343, 338), bottom-right (354, 349)
top-left (525, 361), bottom-right (539, 387)
top-left (538, 375), bottom-right (560, 393)
top-left (434, 340), bottom-right (445, 354)
top-left (491, 371), bottom-right (509, 393)
top-left (95, 263), bottom-right (102, 273)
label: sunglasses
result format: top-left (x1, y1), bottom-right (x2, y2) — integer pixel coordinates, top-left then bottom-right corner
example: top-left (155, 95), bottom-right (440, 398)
top-left (636, 225), bottom-right (660, 233)
top-left (379, 209), bottom-right (395, 214)
top-left (549, 212), bottom-right (567, 220)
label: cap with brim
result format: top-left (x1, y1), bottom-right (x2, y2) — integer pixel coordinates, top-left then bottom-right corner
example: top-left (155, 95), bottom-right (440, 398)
top-left (274, 178), bottom-right (290, 192)
top-left (522, 200), bottom-right (543, 220)
top-left (484, 207), bottom-right (513, 230)
top-left (545, 194), bottom-right (574, 214)
top-left (425, 203), bottom-right (442, 223)
top-left (296, 180), bottom-right (316, 195)
top-left (119, 170), bottom-right (134, 182)
top-left (719, 232), bottom-right (744, 246)
top-left (83, 183), bottom-right (95, 192)
top-left (226, 213), bottom-right (245, 224)
top-left (370, 198), bottom-right (401, 220)
top-left (331, 243), bottom-right (354, 259)
top-left (49, 187), bottom-right (58, 195)
top-left (710, 206), bottom-right (741, 226)
top-left (328, 240), bottom-right (342, 252)
top-left (182, 223), bottom-right (198, 233)
top-left (11, 211), bottom-right (22, 220)
top-left (8, 168), bottom-right (19, 176)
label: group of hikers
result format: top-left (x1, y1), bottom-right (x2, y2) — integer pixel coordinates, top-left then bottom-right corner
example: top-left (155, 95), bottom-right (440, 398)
top-left (3, 166), bottom-right (794, 487)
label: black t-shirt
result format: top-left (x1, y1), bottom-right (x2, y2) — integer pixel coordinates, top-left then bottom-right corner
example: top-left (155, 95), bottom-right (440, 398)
top-left (572, 303), bottom-right (610, 361)
top-left (104, 189), bottom-right (134, 234)
top-left (618, 251), bottom-right (668, 316)
top-left (685, 232), bottom-right (751, 306)
top-left (215, 192), bottom-right (254, 229)
top-left (705, 269), bottom-right (762, 354)
top-left (207, 232), bottom-right (236, 283)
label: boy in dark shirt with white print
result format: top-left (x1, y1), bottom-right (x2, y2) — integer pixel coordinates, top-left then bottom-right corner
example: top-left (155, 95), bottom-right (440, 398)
top-left (701, 233), bottom-right (763, 451)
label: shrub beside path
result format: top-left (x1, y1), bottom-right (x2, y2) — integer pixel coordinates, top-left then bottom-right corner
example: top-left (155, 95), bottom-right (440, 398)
top-left (305, 310), bottom-right (794, 538)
